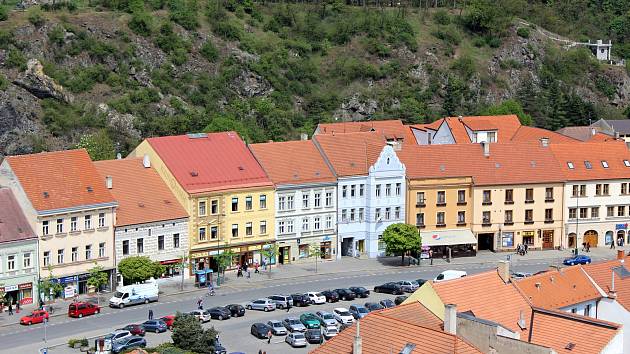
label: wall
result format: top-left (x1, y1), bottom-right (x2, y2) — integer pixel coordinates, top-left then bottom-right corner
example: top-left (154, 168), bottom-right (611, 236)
top-left (431, 121), bottom-right (456, 145)
top-left (114, 219), bottom-right (188, 264)
top-left (406, 177), bottom-right (473, 231)
top-left (0, 239), bottom-right (39, 305)
top-left (559, 299), bottom-right (598, 318)
top-left (597, 297), bottom-right (630, 350)
top-left (601, 328), bottom-right (624, 354)
top-left (337, 175), bottom-right (369, 258)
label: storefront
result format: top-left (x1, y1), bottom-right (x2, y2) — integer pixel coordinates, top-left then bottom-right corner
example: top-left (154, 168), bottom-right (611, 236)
top-left (1, 282), bottom-right (35, 306)
top-left (277, 235), bottom-right (335, 263)
top-left (191, 242), bottom-right (274, 274)
top-left (420, 229), bottom-right (477, 259)
top-left (160, 259), bottom-right (183, 278)
top-left (49, 269), bottom-right (114, 297)
top-left (521, 231), bottom-right (535, 247)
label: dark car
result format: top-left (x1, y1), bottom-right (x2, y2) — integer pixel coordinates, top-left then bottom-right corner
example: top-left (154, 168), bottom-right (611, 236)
top-left (394, 296), bottom-right (408, 306)
top-left (373, 282), bottom-right (404, 295)
top-left (305, 328), bottom-right (323, 344)
top-left (226, 304), bottom-right (246, 317)
top-left (334, 288), bottom-right (356, 301)
top-left (415, 279), bottom-right (428, 287)
top-left (291, 293), bottom-right (311, 307)
top-left (563, 254), bottom-right (592, 266)
top-left (141, 319), bottom-right (168, 333)
top-left (380, 299), bottom-right (396, 308)
top-left (205, 307), bottom-right (231, 320)
top-left (364, 302), bottom-right (384, 312)
top-left (111, 336), bottom-right (146, 354)
top-left (120, 324), bottom-right (145, 336)
top-left (349, 286), bottom-right (370, 298)
top-left (251, 322), bottom-right (272, 339)
top-left (321, 290), bottom-right (340, 303)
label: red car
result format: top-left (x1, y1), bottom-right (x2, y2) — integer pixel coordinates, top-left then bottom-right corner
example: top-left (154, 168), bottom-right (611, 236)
top-left (20, 310), bottom-right (49, 325)
top-left (120, 324), bottom-right (146, 336)
top-left (160, 315), bottom-right (175, 330)
top-left (68, 302), bottom-right (101, 318)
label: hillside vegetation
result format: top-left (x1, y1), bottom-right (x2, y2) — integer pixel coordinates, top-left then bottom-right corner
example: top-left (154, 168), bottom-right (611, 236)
top-left (0, 0), bottom-right (629, 158)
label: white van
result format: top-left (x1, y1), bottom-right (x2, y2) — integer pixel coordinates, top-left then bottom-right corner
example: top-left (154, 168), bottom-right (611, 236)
top-left (434, 270), bottom-right (467, 283)
top-left (109, 279), bottom-right (159, 308)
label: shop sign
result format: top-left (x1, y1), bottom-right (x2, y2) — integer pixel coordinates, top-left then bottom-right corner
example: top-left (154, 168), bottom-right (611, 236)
top-left (248, 245), bottom-right (262, 251)
top-left (616, 223), bottom-right (628, 230)
top-left (19, 297), bottom-right (33, 305)
top-left (18, 283), bottom-right (32, 290)
top-left (64, 286), bottom-right (75, 299)
top-left (4, 284), bottom-right (18, 292)
top-left (191, 251), bottom-right (209, 258)
top-left (230, 247), bottom-right (241, 253)
top-left (78, 273), bottom-right (90, 281)
top-left (59, 276), bottom-right (77, 284)
top-left (323, 235), bottom-right (331, 241)
top-left (522, 231), bottom-right (535, 237)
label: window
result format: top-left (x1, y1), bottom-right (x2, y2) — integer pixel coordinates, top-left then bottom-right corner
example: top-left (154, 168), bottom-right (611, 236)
top-left (482, 211), bottom-right (491, 224)
top-left (56, 218), bottom-right (63, 233)
top-left (359, 184), bottom-right (365, 197)
top-left (286, 220), bottom-right (294, 233)
top-left (260, 220), bottom-right (267, 234)
top-left (602, 161), bottom-right (609, 168)
top-left (325, 215), bottom-right (333, 229)
top-left (396, 183), bottom-right (401, 196)
top-left (260, 195), bottom-right (267, 209)
top-left (325, 192), bottom-right (333, 206)
top-left (483, 190), bottom-right (492, 204)
top-left (57, 249), bottom-right (64, 264)
top-left (625, 160), bottom-right (630, 167)
top-left (72, 247), bottom-right (78, 262)
top-left (623, 183), bottom-right (628, 195)
top-left (437, 191), bottom-right (446, 205)
top-left (211, 200), bottom-right (218, 214)
top-left (545, 187), bottom-right (554, 201)
top-left (349, 208), bottom-right (355, 222)
top-left (580, 208), bottom-right (588, 219)
top-left (376, 184), bottom-right (381, 197)
top-left (416, 192), bottom-right (425, 205)
top-left (314, 193), bottom-right (321, 207)
top-left (458, 190), bottom-right (466, 204)
top-left (70, 217), bottom-right (77, 232)
top-left (23, 252), bottom-right (31, 268)
top-left (567, 162), bottom-right (575, 169)
top-left (42, 220), bottom-right (49, 235)
top-left (572, 185), bottom-right (579, 197)
top-left (505, 210), bottom-right (513, 223)
top-left (98, 213), bottom-right (105, 228)
top-left (604, 184), bottom-right (610, 195)
top-left (584, 161), bottom-right (592, 169)
top-left (385, 184), bottom-right (391, 197)
top-left (457, 211), bottom-right (465, 224)
top-left (199, 227), bottom-right (207, 241)
top-left (505, 189), bottom-right (513, 203)
top-left (245, 196), bottom-right (253, 210)
top-left (246, 222), bottom-right (253, 236)
top-left (341, 209), bottom-right (347, 222)
top-left (580, 185), bottom-right (586, 196)
top-left (231, 197), bottom-right (239, 212)
top-left (342, 185), bottom-right (348, 198)
top-left (375, 208), bottom-right (381, 221)
top-left (359, 208), bottom-right (365, 221)
top-left (173, 234), bottom-right (180, 248)
top-left (137, 239), bottom-right (144, 253)
top-left (84, 245), bottom-right (92, 259)
top-left (525, 209), bottom-right (533, 222)
top-left (210, 226), bottom-right (218, 240)
top-left (525, 188), bottom-right (534, 202)
top-left (232, 224), bottom-right (239, 237)
top-left (619, 206), bottom-right (626, 217)
top-left (122, 240), bottom-right (129, 255)
top-left (487, 131), bottom-right (497, 142)
top-left (278, 196), bottom-right (286, 211)
top-left (7, 255), bottom-right (15, 270)
top-left (198, 201), bottom-right (207, 216)
top-left (585, 304), bottom-right (592, 316)
top-left (416, 213), bottom-right (424, 226)
top-left (302, 217), bottom-right (309, 231)
top-left (43, 251), bottom-right (50, 266)
top-left (385, 207), bottom-right (391, 220)
top-left (545, 208), bottom-right (553, 221)
top-left (99, 243), bottom-right (105, 258)
top-left (158, 235), bottom-right (165, 250)
top-left (591, 207), bottom-right (599, 218)
top-left (314, 217), bottom-right (321, 230)
top-left (436, 212), bottom-right (445, 225)
top-left (607, 206), bottom-right (615, 217)
top-left (287, 195), bottom-right (294, 210)
top-left (596, 184), bottom-right (602, 195)
top-left (84, 215), bottom-right (92, 230)
top-left (302, 194), bottom-right (309, 208)
top-left (350, 185), bottom-right (356, 197)
top-left (395, 207), bottom-right (401, 219)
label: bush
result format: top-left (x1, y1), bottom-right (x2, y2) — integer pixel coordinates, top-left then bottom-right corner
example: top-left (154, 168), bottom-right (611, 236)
top-left (27, 8), bottom-right (45, 27)
top-left (48, 25), bottom-right (66, 46)
top-left (433, 9), bottom-right (450, 25)
top-left (516, 27), bottom-right (530, 38)
top-left (0, 30), bottom-right (13, 49)
top-left (499, 58), bottom-right (522, 70)
top-left (6, 48), bottom-right (27, 71)
top-left (0, 6), bottom-right (8, 21)
top-left (451, 55), bottom-right (476, 80)
top-left (212, 20), bottom-right (242, 41)
top-left (169, 0), bottom-right (199, 30)
top-left (128, 11), bottom-right (154, 36)
top-left (76, 130), bottom-right (116, 161)
top-left (432, 26), bottom-right (462, 46)
top-left (0, 73), bottom-right (8, 90)
top-left (472, 36), bottom-right (486, 47)
top-left (200, 40), bottom-right (219, 62)
top-left (172, 313), bottom-right (218, 353)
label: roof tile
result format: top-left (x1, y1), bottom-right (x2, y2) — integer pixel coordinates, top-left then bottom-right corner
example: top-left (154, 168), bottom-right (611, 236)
top-left (313, 132), bottom-right (387, 177)
top-left (549, 141), bottom-right (630, 181)
top-left (0, 188), bottom-right (36, 243)
top-left (514, 267), bottom-right (601, 309)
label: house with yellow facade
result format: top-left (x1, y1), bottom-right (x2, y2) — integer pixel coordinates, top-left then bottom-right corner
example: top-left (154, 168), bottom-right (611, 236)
top-left (132, 132), bottom-right (275, 279)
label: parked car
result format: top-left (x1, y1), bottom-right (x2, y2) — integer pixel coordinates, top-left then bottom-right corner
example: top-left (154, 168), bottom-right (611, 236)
top-left (322, 325), bottom-right (338, 339)
top-left (415, 279), bottom-right (428, 287)
top-left (267, 320), bottom-right (288, 335)
top-left (160, 315), bottom-right (176, 330)
top-left (434, 270), bottom-right (467, 282)
top-left (226, 304), bottom-right (246, 317)
top-left (119, 324), bottom-right (145, 336)
top-left (306, 291), bottom-right (327, 304)
top-left (251, 323), bottom-right (272, 339)
top-left (142, 319), bottom-right (168, 333)
top-left (334, 288), bottom-right (356, 301)
top-left (285, 332), bottom-right (307, 347)
top-left (394, 296), bottom-right (408, 306)
top-left (397, 280), bottom-right (420, 293)
top-left (305, 328), bottom-right (323, 344)
top-left (349, 305), bottom-right (369, 319)
top-left (283, 317), bottom-right (306, 332)
top-left (20, 310), bottom-right (49, 325)
top-left (268, 295), bottom-right (294, 309)
top-left (291, 293), bottom-right (311, 307)
top-left (300, 313), bottom-right (321, 329)
top-left (349, 286), bottom-right (370, 298)
top-left (380, 299), bottom-right (396, 308)
top-left (246, 299), bottom-right (276, 312)
top-left (105, 330), bottom-right (132, 343)
top-left (320, 290), bottom-right (340, 303)
top-left (315, 311), bottom-right (338, 327)
top-left (333, 307), bottom-right (354, 325)
top-left (205, 307), bottom-right (231, 320)
top-left (111, 336), bottom-right (146, 354)
top-left (373, 282), bottom-right (404, 295)
top-left (563, 254), bottom-right (592, 266)
top-left (364, 302), bottom-right (384, 312)
top-left (511, 272), bottom-right (533, 280)
top-left (188, 309), bottom-right (212, 323)
top-left (68, 301), bottom-right (101, 318)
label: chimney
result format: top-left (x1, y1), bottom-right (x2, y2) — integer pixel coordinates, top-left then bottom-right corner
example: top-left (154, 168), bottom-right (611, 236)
top-left (481, 141), bottom-right (490, 157)
top-left (353, 320), bottom-right (362, 354)
top-left (498, 260), bottom-right (510, 283)
top-left (615, 131), bottom-right (620, 140)
top-left (540, 137), bottom-right (549, 147)
top-left (116, 153), bottom-right (122, 160)
top-left (617, 250), bottom-right (624, 260)
top-left (591, 127), bottom-right (596, 136)
top-left (142, 154), bottom-right (151, 168)
top-left (300, 133), bottom-right (308, 141)
top-left (444, 304), bottom-right (457, 335)
top-left (106, 176), bottom-right (113, 189)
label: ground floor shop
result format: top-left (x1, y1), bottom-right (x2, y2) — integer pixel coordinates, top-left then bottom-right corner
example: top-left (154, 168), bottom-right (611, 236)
top-left (419, 229), bottom-right (477, 259)
top-left (476, 228), bottom-right (561, 252)
top-left (159, 258), bottom-right (188, 279)
top-left (47, 268), bottom-right (115, 300)
top-left (0, 275), bottom-right (38, 306)
top-left (276, 234), bottom-right (336, 264)
top-left (565, 221), bottom-right (630, 249)
top-left (338, 233), bottom-right (368, 259)
top-left (190, 241), bottom-right (277, 282)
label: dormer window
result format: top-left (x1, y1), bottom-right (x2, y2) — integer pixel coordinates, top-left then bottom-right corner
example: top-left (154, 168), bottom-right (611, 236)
top-left (567, 162), bottom-right (574, 169)
top-left (624, 160), bottom-right (630, 167)
top-left (584, 161), bottom-right (592, 169)
top-left (601, 161), bottom-right (609, 168)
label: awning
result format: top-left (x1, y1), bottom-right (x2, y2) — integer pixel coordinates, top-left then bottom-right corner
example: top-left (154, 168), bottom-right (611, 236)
top-left (420, 229), bottom-right (477, 247)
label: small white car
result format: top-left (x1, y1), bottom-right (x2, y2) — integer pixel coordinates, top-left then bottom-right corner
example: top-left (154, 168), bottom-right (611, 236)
top-left (306, 292), bottom-right (326, 305)
top-left (267, 320), bottom-right (288, 335)
top-left (188, 309), bottom-right (211, 323)
top-left (434, 270), bottom-right (467, 283)
top-left (315, 311), bottom-right (338, 327)
top-left (333, 307), bottom-right (354, 325)
top-left (397, 280), bottom-right (419, 293)
top-left (322, 325), bottom-right (338, 339)
top-left (285, 332), bottom-right (307, 347)
top-left (105, 330), bottom-right (132, 343)
top-left (247, 299), bottom-right (276, 312)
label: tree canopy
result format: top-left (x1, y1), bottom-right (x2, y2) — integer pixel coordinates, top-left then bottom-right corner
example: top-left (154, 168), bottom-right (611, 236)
top-left (382, 223), bottom-right (421, 265)
top-left (117, 256), bottom-right (164, 284)
top-left (171, 312), bottom-right (218, 354)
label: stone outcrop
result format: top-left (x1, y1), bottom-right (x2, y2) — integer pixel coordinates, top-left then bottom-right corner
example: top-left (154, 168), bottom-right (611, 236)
top-left (13, 59), bottom-right (74, 103)
top-left (334, 93), bottom-right (379, 121)
top-left (230, 69), bottom-right (273, 98)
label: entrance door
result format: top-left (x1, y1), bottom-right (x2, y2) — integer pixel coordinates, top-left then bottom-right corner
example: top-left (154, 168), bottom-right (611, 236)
top-left (278, 247), bottom-right (290, 264)
top-left (568, 233), bottom-right (577, 249)
top-left (357, 240), bottom-right (365, 254)
top-left (341, 238), bottom-right (353, 256)
top-left (584, 230), bottom-right (598, 247)
top-left (542, 230), bottom-right (554, 249)
top-left (478, 233), bottom-right (494, 251)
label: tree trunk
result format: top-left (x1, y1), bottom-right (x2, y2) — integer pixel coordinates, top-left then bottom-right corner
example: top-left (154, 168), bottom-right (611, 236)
top-left (401, 253), bottom-right (405, 265)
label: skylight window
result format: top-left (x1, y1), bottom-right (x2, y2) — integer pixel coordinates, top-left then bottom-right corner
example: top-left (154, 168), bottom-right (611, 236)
top-left (567, 162), bottom-right (574, 169)
top-left (584, 161), bottom-right (592, 169)
top-left (601, 161), bottom-right (609, 168)
top-left (624, 160), bottom-right (630, 167)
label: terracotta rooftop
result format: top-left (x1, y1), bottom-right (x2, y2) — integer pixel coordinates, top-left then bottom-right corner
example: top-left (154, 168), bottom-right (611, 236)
top-left (310, 311), bottom-right (481, 354)
top-left (316, 119), bottom-right (414, 141)
top-left (94, 158), bottom-right (188, 227)
top-left (146, 132), bottom-right (272, 194)
top-left (0, 188), bottom-right (36, 244)
top-left (514, 266), bottom-right (601, 310)
top-left (511, 125), bottom-right (579, 143)
top-left (377, 300), bottom-right (443, 330)
top-left (549, 141), bottom-right (630, 181)
top-left (313, 131), bottom-right (387, 177)
top-left (444, 115), bottom-right (522, 143)
top-left (249, 140), bottom-right (336, 185)
top-left (3, 149), bottom-right (116, 212)
top-left (555, 126), bottom-right (615, 142)
top-left (584, 256), bottom-right (630, 312)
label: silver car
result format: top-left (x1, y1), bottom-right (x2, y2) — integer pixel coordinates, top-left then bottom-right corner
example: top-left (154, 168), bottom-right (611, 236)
top-left (285, 332), bottom-right (307, 347)
top-left (282, 317), bottom-right (306, 332)
top-left (349, 304), bottom-right (369, 319)
top-left (246, 299), bottom-right (276, 312)
top-left (322, 325), bottom-right (338, 339)
top-left (397, 280), bottom-right (419, 293)
top-left (267, 320), bottom-right (288, 335)
top-left (268, 295), bottom-right (294, 309)
top-left (315, 311), bottom-right (338, 327)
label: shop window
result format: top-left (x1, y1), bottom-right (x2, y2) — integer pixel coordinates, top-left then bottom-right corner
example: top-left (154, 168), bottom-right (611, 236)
top-left (158, 235), bottom-right (165, 250)
top-left (299, 244), bottom-right (310, 259)
top-left (523, 235), bottom-right (534, 245)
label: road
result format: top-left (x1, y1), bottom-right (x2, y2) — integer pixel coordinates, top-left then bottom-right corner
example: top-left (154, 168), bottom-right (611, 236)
top-left (0, 260), bottom-right (552, 354)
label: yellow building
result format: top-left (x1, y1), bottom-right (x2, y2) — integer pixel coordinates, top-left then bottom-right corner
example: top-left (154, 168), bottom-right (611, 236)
top-left (132, 132), bottom-right (275, 276)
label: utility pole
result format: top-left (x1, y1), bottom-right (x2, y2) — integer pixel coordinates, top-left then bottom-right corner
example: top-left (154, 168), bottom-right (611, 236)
top-left (180, 253), bottom-right (187, 291)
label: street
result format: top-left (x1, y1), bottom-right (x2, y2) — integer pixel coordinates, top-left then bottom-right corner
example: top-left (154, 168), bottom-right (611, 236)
top-left (0, 259), bottom-right (555, 354)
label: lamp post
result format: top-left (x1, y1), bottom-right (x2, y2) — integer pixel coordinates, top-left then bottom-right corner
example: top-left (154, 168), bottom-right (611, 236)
top-left (575, 189), bottom-right (580, 256)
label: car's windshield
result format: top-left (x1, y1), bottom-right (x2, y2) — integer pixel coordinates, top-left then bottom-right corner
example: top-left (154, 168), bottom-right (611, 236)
top-left (315, 293), bottom-right (323, 297)
top-left (322, 313), bottom-right (334, 319)
top-left (288, 319), bottom-right (300, 325)
top-left (114, 291), bottom-right (124, 298)
top-left (358, 307), bottom-right (368, 313)
top-left (294, 334), bottom-right (305, 339)
top-left (337, 311), bottom-right (350, 316)
top-left (271, 322), bottom-right (282, 327)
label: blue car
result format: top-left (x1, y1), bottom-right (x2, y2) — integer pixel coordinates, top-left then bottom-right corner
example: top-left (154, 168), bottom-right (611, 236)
top-left (563, 254), bottom-right (592, 266)
top-left (141, 319), bottom-right (168, 333)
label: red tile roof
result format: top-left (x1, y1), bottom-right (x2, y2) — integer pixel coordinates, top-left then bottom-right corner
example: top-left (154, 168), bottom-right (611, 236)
top-left (514, 266), bottom-right (601, 309)
top-left (94, 158), bottom-right (188, 227)
top-left (146, 132), bottom-right (272, 194)
top-left (584, 256), bottom-right (630, 312)
top-left (249, 140), bottom-right (336, 185)
top-left (0, 188), bottom-right (36, 243)
top-left (316, 120), bottom-right (412, 141)
top-left (511, 125), bottom-right (579, 143)
top-left (556, 126), bottom-right (615, 142)
top-left (442, 115), bottom-right (522, 143)
top-left (4, 149), bottom-right (116, 212)
top-left (313, 132), bottom-right (387, 177)
top-left (377, 300), bottom-right (443, 330)
top-left (549, 141), bottom-right (630, 181)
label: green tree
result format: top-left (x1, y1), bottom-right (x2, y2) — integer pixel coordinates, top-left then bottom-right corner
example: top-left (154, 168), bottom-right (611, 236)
top-left (40, 267), bottom-right (64, 302)
top-left (87, 263), bottom-right (109, 304)
top-left (480, 99), bottom-right (533, 126)
top-left (76, 130), bottom-right (116, 161)
top-left (260, 243), bottom-right (279, 278)
top-left (382, 223), bottom-right (421, 265)
top-left (308, 243), bottom-right (322, 273)
top-left (117, 256), bottom-right (165, 285)
top-left (171, 312), bottom-right (218, 353)
top-left (214, 245), bottom-right (235, 285)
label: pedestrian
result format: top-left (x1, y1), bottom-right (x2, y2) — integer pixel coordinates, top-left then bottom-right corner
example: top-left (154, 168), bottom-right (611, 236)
top-left (197, 298), bottom-right (203, 310)
top-left (258, 350), bottom-right (263, 354)
top-left (262, 259), bottom-right (267, 271)
top-left (255, 262), bottom-right (259, 274)
top-left (524, 243), bottom-right (528, 254)
top-left (587, 242), bottom-right (591, 252)
top-left (8, 303), bottom-right (12, 316)
top-left (247, 269), bottom-right (251, 278)
top-left (611, 239), bottom-right (616, 249)
top-left (267, 329), bottom-right (272, 344)
top-left (148, 309), bottom-right (153, 320)
top-left (582, 242), bottom-right (586, 252)
top-left (429, 249), bottom-right (433, 265)
top-left (15, 302), bottom-right (19, 314)
top-left (286, 301), bottom-right (291, 313)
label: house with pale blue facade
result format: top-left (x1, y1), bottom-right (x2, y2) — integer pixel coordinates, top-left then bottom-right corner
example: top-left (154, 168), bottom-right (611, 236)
top-left (314, 132), bottom-right (405, 259)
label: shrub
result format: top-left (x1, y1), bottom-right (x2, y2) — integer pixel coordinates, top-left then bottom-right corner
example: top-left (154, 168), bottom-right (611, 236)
top-left (433, 9), bottom-right (450, 25)
top-left (516, 27), bottom-right (530, 38)
top-left (364, 38), bottom-right (390, 58)
top-left (486, 36), bottom-right (502, 48)
top-left (27, 8), bottom-right (45, 27)
top-left (0, 6), bottom-right (8, 21)
top-left (0, 73), bottom-right (8, 90)
top-left (212, 20), bottom-right (242, 41)
top-left (48, 25), bottom-right (66, 46)
top-left (499, 58), bottom-right (522, 70)
top-left (472, 36), bottom-right (486, 47)
top-left (169, 0), bottom-right (199, 30)
top-left (6, 48), bottom-right (27, 71)
top-left (0, 30), bottom-right (12, 49)
top-left (200, 40), bottom-right (219, 62)
top-left (450, 55), bottom-right (476, 80)
top-left (432, 26), bottom-right (461, 46)
top-left (128, 11), bottom-right (154, 36)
